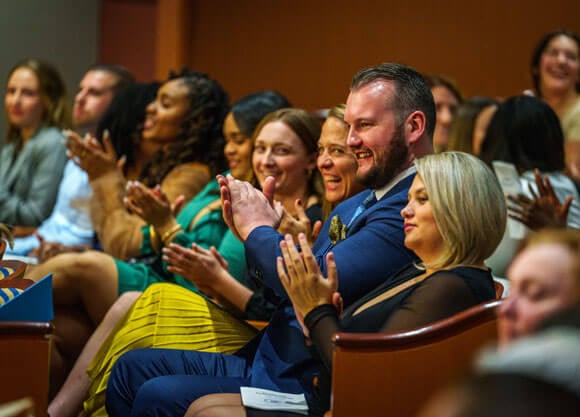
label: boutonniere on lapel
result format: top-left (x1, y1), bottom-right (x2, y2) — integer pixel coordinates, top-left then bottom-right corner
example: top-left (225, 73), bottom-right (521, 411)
top-left (328, 215), bottom-right (348, 245)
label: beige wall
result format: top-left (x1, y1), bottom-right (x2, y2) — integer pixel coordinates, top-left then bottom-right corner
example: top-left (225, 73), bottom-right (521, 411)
top-left (102, 0), bottom-right (580, 108)
top-left (0, 0), bottom-right (99, 138)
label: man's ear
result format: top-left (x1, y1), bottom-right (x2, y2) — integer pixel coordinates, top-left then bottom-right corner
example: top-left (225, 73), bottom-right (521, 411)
top-left (405, 110), bottom-right (427, 145)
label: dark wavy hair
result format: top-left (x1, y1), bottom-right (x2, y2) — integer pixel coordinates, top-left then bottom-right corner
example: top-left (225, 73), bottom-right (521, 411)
top-left (95, 81), bottom-right (161, 174)
top-left (479, 95), bottom-right (565, 172)
top-left (140, 69), bottom-right (229, 186)
top-left (232, 90), bottom-right (291, 138)
top-left (530, 29), bottom-right (580, 97)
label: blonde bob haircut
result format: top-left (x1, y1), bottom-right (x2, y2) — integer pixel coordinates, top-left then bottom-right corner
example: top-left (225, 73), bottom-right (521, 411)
top-left (414, 151), bottom-right (506, 269)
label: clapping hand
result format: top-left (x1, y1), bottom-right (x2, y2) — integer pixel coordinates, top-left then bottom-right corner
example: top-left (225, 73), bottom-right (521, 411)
top-left (278, 199), bottom-right (322, 246)
top-left (218, 174), bottom-right (281, 241)
top-left (508, 169), bottom-right (573, 230)
top-left (277, 233), bottom-right (339, 319)
top-left (163, 243), bottom-right (228, 297)
top-left (30, 232), bottom-right (89, 262)
top-left (64, 129), bottom-right (124, 180)
top-left (123, 181), bottom-right (175, 226)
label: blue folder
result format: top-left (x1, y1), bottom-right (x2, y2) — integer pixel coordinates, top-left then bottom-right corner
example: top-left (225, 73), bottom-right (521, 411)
top-left (0, 274), bottom-right (53, 322)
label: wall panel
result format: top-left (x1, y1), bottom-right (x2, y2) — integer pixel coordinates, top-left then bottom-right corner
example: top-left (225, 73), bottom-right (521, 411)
top-left (184, 0), bottom-right (580, 108)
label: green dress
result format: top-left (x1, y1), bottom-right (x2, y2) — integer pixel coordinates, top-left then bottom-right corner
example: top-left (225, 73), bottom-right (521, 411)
top-left (84, 200), bottom-right (322, 417)
top-left (114, 175), bottom-right (231, 294)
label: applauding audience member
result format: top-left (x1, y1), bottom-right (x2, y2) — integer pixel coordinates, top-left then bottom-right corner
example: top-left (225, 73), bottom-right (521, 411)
top-left (46, 91), bottom-right (291, 417)
top-left (25, 70), bottom-right (229, 398)
top-left (104, 62), bottom-right (434, 417)
top-left (65, 70), bottom-right (228, 260)
top-left (0, 59), bottom-right (70, 227)
top-left (530, 30), bottom-right (580, 180)
top-left (6, 65), bottom-right (135, 260)
top-left (480, 95), bottom-right (580, 276)
top-left (186, 151), bottom-right (505, 417)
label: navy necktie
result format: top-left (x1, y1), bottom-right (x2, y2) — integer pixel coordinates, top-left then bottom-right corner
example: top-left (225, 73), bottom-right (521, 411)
top-left (348, 192), bottom-right (377, 226)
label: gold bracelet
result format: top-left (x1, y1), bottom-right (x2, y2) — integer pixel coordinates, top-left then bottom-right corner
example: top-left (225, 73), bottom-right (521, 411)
top-left (149, 225), bottom-right (161, 251)
top-left (161, 224), bottom-right (183, 245)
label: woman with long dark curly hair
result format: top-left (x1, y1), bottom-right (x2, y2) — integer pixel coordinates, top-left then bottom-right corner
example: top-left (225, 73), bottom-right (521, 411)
top-left (25, 70), bottom-right (229, 396)
top-left (65, 69), bottom-right (228, 260)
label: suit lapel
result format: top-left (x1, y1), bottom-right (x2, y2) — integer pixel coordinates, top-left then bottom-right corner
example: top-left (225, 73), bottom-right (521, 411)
top-left (347, 174), bottom-right (415, 233)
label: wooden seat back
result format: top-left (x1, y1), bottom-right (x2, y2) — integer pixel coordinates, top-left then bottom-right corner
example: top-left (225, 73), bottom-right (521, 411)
top-left (328, 299), bottom-right (502, 417)
top-left (0, 257), bottom-right (52, 417)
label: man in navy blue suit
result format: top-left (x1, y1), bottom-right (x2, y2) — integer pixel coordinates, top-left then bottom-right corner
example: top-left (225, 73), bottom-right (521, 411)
top-left (105, 63), bottom-right (436, 417)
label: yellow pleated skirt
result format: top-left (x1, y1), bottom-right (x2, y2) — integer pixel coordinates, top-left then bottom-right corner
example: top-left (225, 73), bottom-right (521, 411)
top-left (84, 283), bottom-right (258, 417)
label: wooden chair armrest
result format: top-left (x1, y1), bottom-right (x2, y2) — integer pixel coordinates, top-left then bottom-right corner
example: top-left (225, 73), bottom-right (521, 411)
top-left (0, 322), bottom-right (53, 336)
top-left (10, 227), bottom-right (35, 238)
top-left (332, 299), bottom-right (501, 350)
top-left (0, 260), bottom-right (27, 280)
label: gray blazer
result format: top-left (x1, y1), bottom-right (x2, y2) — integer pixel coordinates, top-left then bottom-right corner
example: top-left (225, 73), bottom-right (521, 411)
top-left (0, 126), bottom-right (67, 226)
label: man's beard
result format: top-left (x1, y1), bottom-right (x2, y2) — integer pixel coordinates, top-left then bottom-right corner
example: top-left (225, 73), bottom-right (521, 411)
top-left (357, 123), bottom-right (409, 189)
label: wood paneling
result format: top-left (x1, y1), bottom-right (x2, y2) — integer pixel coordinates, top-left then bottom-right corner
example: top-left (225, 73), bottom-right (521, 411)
top-left (102, 0), bottom-right (580, 107)
top-left (100, 0), bottom-right (157, 81)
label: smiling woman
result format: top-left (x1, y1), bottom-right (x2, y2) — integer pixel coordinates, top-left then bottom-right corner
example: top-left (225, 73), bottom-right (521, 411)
top-left (317, 104), bottom-right (365, 213)
top-left (0, 59), bottom-right (70, 227)
top-left (251, 108), bottom-right (324, 220)
top-left (183, 152), bottom-right (507, 417)
top-left (530, 30), bottom-right (580, 180)
top-left (63, 70), bottom-right (230, 260)
top-left (41, 91), bottom-right (292, 417)
top-left (24, 70), bottom-right (230, 399)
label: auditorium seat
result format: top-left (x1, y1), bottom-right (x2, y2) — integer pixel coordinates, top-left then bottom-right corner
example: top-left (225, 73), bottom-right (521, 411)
top-left (326, 299), bottom-right (502, 417)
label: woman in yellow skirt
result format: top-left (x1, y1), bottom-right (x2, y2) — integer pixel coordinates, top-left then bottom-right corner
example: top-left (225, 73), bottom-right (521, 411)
top-left (49, 102), bottom-right (329, 417)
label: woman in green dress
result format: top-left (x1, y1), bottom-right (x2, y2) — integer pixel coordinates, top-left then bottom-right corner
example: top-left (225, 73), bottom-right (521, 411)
top-left (47, 92), bottom-right (297, 417)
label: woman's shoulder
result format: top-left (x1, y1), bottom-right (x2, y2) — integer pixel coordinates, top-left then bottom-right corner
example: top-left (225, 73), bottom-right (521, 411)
top-left (16, 127), bottom-right (65, 157)
top-left (165, 161), bottom-right (211, 179)
top-left (435, 265), bottom-right (492, 279)
top-left (565, 96), bottom-right (580, 117)
top-left (32, 126), bottom-right (66, 144)
top-left (427, 266), bottom-right (495, 303)
top-left (562, 96), bottom-right (580, 137)
top-left (160, 161), bottom-right (212, 200)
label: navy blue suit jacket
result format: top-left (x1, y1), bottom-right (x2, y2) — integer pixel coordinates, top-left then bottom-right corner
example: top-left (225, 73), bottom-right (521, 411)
top-left (245, 175), bottom-right (417, 306)
top-left (240, 174), bottom-right (418, 403)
